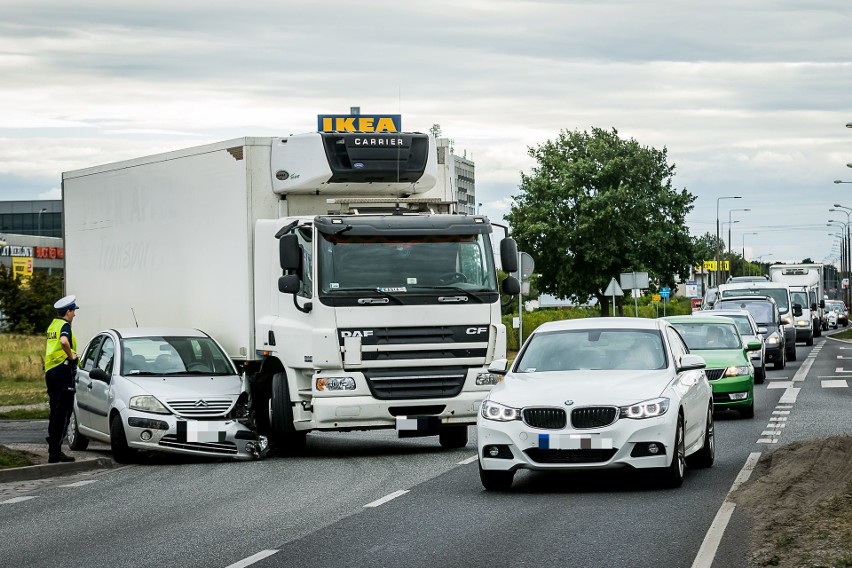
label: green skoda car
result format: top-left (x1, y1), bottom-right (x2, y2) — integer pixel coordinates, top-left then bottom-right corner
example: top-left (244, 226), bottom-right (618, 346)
top-left (664, 315), bottom-right (761, 419)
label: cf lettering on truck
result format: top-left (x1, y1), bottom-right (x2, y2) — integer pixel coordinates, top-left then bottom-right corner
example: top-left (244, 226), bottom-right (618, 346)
top-left (62, 130), bottom-right (521, 456)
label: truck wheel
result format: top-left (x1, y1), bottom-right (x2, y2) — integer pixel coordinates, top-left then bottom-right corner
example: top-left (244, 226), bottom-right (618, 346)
top-left (438, 425), bottom-right (468, 449)
top-left (787, 345), bottom-right (797, 362)
top-left (271, 372), bottom-right (306, 456)
top-left (806, 334), bottom-right (814, 346)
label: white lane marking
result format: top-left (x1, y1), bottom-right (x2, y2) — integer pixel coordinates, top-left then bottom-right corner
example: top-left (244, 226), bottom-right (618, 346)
top-left (364, 489), bottom-right (410, 508)
top-left (766, 381), bottom-right (794, 389)
top-left (772, 410), bottom-right (790, 415)
top-left (761, 430), bottom-right (782, 436)
top-left (818, 375), bottom-right (852, 378)
top-left (225, 550), bottom-right (279, 568)
top-left (57, 480), bottom-right (99, 488)
top-left (757, 438), bottom-right (778, 444)
top-left (793, 358), bottom-right (814, 382)
top-left (822, 379), bottom-right (849, 388)
top-left (691, 452), bottom-right (761, 568)
top-left (765, 376), bottom-right (789, 380)
top-left (778, 387), bottom-right (800, 405)
top-left (834, 368), bottom-right (852, 374)
top-left (768, 417), bottom-right (787, 422)
top-left (457, 455), bottom-right (478, 465)
top-left (1, 496), bottom-right (37, 504)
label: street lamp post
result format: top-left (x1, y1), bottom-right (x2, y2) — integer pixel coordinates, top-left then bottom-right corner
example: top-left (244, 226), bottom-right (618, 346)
top-left (716, 196), bottom-right (742, 287)
top-left (37, 207), bottom-right (47, 236)
top-left (755, 253), bottom-right (773, 277)
top-left (743, 232), bottom-right (758, 275)
top-left (835, 180), bottom-right (852, 185)
top-left (829, 220), bottom-right (849, 306)
top-left (831, 205), bottom-right (852, 308)
top-left (727, 208), bottom-right (751, 254)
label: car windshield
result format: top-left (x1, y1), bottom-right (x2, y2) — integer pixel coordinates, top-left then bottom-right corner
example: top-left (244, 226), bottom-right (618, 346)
top-left (715, 301), bottom-right (774, 325)
top-left (515, 329), bottom-right (666, 372)
top-left (721, 287), bottom-right (789, 313)
top-left (121, 336), bottom-right (235, 376)
top-left (725, 315), bottom-right (756, 336)
top-left (669, 322), bottom-right (742, 350)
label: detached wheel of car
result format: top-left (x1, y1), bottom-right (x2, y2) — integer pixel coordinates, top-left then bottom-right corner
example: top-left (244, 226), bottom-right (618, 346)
top-left (66, 410), bottom-right (89, 451)
top-left (271, 371), bottom-right (307, 456)
top-left (478, 461), bottom-right (514, 491)
top-left (659, 414), bottom-right (685, 488)
top-left (438, 425), bottom-right (468, 449)
top-left (110, 414), bottom-right (137, 464)
top-left (740, 400), bottom-right (755, 419)
top-left (686, 405), bottom-right (714, 469)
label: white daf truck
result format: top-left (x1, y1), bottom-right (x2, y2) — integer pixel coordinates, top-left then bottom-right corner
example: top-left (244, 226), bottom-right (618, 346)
top-left (62, 132), bottom-right (520, 455)
top-left (769, 263), bottom-right (825, 344)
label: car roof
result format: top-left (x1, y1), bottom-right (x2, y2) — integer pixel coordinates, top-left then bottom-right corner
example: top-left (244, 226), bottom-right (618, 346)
top-left (715, 295), bottom-right (778, 306)
top-left (665, 315), bottom-right (737, 325)
top-left (695, 309), bottom-right (754, 320)
top-left (533, 316), bottom-right (666, 333)
top-left (103, 327), bottom-right (210, 339)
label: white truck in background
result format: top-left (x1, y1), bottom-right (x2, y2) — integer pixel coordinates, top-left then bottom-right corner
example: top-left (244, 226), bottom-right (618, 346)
top-left (768, 263), bottom-right (825, 344)
top-left (62, 132), bottom-right (520, 455)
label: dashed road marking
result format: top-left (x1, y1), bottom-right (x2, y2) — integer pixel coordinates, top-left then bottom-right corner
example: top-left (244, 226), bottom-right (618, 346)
top-left (457, 455), bottom-right (478, 465)
top-left (779, 387), bottom-right (800, 405)
top-left (772, 410), bottom-right (790, 415)
top-left (364, 489), bottom-right (409, 508)
top-left (1, 496), bottom-right (37, 504)
top-left (225, 550), bottom-right (279, 568)
top-left (821, 379), bottom-right (848, 388)
top-left (766, 381), bottom-right (794, 389)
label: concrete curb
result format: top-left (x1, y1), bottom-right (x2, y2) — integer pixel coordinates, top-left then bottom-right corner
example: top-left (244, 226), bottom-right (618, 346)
top-left (0, 457), bottom-right (117, 483)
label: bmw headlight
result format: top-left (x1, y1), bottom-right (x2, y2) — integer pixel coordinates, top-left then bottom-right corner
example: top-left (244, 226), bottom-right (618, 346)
top-left (765, 332), bottom-right (782, 346)
top-left (129, 395), bottom-right (171, 415)
top-left (481, 400), bottom-right (521, 422)
top-left (619, 397), bottom-right (670, 420)
top-left (725, 365), bottom-right (751, 377)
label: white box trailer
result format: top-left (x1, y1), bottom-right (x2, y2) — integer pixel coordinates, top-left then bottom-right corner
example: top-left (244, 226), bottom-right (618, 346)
top-left (63, 132), bottom-right (520, 455)
top-left (768, 263), bottom-right (825, 343)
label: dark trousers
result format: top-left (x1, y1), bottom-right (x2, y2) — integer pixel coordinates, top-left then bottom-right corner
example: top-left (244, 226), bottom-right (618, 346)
top-left (45, 363), bottom-right (76, 455)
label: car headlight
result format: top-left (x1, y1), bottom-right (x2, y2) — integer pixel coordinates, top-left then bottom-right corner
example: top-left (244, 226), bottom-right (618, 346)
top-left (481, 400), bottom-right (521, 422)
top-left (765, 332), bottom-right (781, 345)
top-left (619, 397), bottom-right (670, 420)
top-left (725, 365), bottom-right (751, 377)
top-left (796, 320), bottom-right (809, 327)
top-left (129, 395), bottom-right (171, 415)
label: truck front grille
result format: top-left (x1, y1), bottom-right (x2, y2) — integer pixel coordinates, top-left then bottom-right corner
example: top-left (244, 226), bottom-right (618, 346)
top-left (363, 367), bottom-right (467, 400)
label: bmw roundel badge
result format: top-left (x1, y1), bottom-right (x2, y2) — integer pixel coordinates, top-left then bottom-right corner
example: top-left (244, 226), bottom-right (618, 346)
top-left (564, 400), bottom-right (574, 406)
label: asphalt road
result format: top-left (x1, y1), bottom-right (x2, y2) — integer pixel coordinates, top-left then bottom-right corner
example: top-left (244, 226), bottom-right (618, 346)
top-left (1, 336), bottom-right (848, 568)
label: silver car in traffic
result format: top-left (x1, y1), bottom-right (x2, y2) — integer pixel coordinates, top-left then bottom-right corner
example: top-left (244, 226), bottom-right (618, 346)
top-left (67, 328), bottom-right (267, 462)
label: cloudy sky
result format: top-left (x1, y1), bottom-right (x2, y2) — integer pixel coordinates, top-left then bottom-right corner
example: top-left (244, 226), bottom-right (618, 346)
top-left (2, 0), bottom-right (851, 263)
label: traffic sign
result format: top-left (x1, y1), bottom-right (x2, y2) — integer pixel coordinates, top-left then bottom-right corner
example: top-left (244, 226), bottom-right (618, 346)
top-left (660, 287), bottom-right (671, 299)
top-left (604, 278), bottom-right (624, 297)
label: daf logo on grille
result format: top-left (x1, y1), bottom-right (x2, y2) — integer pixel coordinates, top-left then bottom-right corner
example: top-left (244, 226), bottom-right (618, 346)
top-left (564, 400), bottom-right (574, 406)
top-left (194, 399), bottom-right (209, 408)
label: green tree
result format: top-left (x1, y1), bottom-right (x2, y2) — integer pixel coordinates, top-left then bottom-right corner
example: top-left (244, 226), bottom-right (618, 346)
top-left (0, 265), bottom-right (63, 334)
top-left (505, 127), bottom-right (696, 316)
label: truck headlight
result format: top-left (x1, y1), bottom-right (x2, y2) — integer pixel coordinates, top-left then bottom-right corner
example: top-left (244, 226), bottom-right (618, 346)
top-left (129, 395), bottom-right (171, 415)
top-left (316, 377), bottom-right (356, 391)
top-left (796, 320), bottom-right (809, 327)
top-left (476, 372), bottom-right (502, 386)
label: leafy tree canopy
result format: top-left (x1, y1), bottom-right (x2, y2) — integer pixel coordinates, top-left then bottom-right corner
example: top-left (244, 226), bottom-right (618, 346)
top-left (505, 127), bottom-right (696, 314)
top-left (0, 265), bottom-right (63, 334)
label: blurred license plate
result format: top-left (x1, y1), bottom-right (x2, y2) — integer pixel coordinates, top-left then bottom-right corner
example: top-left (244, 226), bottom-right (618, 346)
top-left (176, 421), bottom-right (226, 443)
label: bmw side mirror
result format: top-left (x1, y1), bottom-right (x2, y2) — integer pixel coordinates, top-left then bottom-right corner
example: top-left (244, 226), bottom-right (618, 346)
top-left (488, 358), bottom-right (509, 375)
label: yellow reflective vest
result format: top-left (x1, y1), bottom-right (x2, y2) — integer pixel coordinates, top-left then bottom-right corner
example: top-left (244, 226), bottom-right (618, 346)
top-left (44, 318), bottom-right (76, 372)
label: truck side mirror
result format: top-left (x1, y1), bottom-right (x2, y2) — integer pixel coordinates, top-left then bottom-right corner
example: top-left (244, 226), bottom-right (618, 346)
top-left (278, 274), bottom-right (300, 294)
top-left (279, 234), bottom-right (301, 271)
top-left (500, 238), bottom-right (518, 273)
top-left (502, 275), bottom-right (520, 295)
top-left (792, 303), bottom-right (803, 317)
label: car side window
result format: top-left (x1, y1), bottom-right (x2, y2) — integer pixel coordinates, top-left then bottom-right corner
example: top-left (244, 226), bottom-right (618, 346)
top-left (96, 337), bottom-right (115, 374)
top-left (81, 336), bottom-right (104, 372)
top-left (667, 328), bottom-right (689, 361)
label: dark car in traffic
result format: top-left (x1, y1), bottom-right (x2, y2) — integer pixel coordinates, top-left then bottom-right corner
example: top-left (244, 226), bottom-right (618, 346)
top-left (713, 296), bottom-right (787, 370)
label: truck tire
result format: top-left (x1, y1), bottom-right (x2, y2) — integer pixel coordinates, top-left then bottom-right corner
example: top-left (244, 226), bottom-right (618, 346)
top-left (438, 425), bottom-right (468, 449)
top-left (271, 371), bottom-right (306, 456)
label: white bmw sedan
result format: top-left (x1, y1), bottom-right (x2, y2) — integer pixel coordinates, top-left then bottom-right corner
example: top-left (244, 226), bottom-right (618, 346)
top-left (477, 317), bottom-right (714, 490)
top-left (67, 328), bottom-right (267, 462)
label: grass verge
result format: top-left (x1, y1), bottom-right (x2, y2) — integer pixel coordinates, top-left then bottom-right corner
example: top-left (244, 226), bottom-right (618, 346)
top-left (0, 445), bottom-right (37, 469)
top-left (0, 408), bottom-right (50, 420)
top-left (0, 334), bottom-right (47, 407)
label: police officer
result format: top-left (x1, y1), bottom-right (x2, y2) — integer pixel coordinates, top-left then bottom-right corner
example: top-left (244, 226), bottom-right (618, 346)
top-left (44, 295), bottom-right (79, 463)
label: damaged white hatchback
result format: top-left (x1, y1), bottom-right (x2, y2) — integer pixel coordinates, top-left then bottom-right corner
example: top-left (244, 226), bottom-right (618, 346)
top-left (67, 328), bottom-right (267, 462)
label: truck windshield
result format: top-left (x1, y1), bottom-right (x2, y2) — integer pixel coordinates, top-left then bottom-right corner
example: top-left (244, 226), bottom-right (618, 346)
top-left (317, 232), bottom-right (498, 305)
top-left (790, 291), bottom-right (808, 308)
